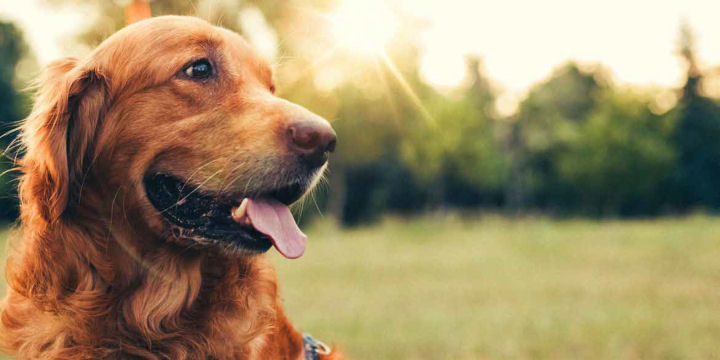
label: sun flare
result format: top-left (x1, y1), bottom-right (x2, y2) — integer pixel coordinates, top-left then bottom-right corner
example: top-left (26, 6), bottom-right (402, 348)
top-left (328, 0), bottom-right (397, 54)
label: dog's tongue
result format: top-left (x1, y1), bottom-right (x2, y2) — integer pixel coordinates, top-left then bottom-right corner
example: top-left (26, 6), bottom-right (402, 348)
top-left (244, 198), bottom-right (306, 259)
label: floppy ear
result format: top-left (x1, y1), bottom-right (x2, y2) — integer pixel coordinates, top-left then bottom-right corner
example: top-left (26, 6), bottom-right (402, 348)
top-left (22, 57), bottom-right (108, 221)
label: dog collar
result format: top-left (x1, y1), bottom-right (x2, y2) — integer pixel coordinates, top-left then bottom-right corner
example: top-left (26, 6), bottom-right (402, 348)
top-left (303, 333), bottom-right (331, 360)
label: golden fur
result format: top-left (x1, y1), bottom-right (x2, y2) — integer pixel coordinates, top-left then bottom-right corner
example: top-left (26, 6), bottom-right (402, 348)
top-left (0, 16), bottom-right (342, 360)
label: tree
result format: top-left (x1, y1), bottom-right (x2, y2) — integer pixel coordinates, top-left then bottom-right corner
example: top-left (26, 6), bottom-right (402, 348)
top-left (554, 90), bottom-right (676, 215)
top-left (514, 63), bottom-right (605, 211)
top-left (400, 56), bottom-right (508, 210)
top-left (513, 62), bottom-right (679, 216)
top-left (671, 23), bottom-right (720, 210)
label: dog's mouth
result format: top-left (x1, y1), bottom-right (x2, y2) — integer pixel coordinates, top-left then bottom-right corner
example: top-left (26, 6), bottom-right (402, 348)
top-left (143, 173), bottom-right (308, 258)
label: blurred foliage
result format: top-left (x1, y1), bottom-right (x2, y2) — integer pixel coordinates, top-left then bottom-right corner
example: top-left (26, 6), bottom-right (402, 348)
top-left (553, 90), bottom-right (676, 215)
top-left (671, 22), bottom-right (720, 210)
top-left (0, 1), bottom-right (719, 224)
top-left (0, 20), bottom-right (28, 219)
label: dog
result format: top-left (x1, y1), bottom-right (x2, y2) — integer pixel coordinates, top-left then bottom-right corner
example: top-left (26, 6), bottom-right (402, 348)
top-left (0, 16), bottom-right (342, 360)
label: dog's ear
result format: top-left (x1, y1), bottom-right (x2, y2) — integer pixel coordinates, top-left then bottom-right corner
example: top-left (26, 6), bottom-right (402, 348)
top-left (23, 57), bottom-right (108, 221)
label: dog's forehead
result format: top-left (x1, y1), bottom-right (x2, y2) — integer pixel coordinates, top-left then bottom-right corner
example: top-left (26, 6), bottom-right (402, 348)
top-left (217, 27), bottom-right (274, 83)
top-left (92, 16), bottom-right (271, 91)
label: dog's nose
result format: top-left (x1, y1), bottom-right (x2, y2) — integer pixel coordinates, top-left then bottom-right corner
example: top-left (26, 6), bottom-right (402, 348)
top-left (287, 120), bottom-right (337, 168)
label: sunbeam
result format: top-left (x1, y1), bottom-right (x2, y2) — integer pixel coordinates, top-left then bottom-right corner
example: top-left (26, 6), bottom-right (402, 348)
top-left (378, 51), bottom-right (438, 127)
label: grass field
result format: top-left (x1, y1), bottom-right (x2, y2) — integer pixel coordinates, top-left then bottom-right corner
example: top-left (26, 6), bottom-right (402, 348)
top-left (2, 215), bottom-right (720, 359)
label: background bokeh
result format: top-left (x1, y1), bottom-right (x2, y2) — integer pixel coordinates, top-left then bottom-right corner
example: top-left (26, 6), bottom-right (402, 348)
top-left (1, 1), bottom-right (720, 222)
top-left (0, 1), bottom-right (719, 359)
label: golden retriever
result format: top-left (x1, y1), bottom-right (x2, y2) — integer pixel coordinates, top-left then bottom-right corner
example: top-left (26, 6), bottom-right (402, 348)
top-left (0, 16), bottom-right (342, 360)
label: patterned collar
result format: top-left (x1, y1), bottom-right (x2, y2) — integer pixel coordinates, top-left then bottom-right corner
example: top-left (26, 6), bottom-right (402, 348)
top-left (302, 333), bottom-right (332, 360)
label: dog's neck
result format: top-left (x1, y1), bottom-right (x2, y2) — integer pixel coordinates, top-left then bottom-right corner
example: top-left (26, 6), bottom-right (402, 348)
top-left (1, 194), bottom-right (304, 359)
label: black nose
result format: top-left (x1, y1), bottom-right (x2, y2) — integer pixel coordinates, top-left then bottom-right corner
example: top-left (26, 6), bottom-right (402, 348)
top-left (287, 120), bottom-right (337, 168)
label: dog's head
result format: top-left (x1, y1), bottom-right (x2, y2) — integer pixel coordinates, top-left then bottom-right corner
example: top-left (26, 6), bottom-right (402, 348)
top-left (22, 16), bottom-right (335, 258)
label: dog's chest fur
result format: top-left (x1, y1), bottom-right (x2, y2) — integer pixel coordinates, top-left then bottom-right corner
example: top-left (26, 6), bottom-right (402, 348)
top-left (0, 236), bottom-right (303, 360)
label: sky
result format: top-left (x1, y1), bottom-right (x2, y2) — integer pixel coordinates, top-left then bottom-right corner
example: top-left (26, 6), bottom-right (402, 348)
top-left (2, 0), bottom-right (720, 103)
top-left (0, 1), bottom-right (89, 64)
top-left (410, 0), bottom-right (720, 93)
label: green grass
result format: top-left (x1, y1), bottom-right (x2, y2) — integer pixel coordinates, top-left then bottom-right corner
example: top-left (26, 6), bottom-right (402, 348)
top-left (2, 215), bottom-right (720, 359)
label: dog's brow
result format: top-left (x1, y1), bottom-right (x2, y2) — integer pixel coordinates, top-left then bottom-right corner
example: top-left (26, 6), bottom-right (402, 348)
top-left (258, 61), bottom-right (274, 86)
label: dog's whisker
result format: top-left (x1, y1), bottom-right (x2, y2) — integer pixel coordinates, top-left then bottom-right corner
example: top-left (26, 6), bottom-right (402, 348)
top-left (161, 169), bottom-right (224, 213)
top-left (241, 173), bottom-right (257, 196)
top-left (310, 189), bottom-right (323, 217)
top-left (295, 194), bottom-right (305, 223)
top-left (218, 159), bottom-right (249, 193)
top-left (179, 157), bottom-right (223, 193)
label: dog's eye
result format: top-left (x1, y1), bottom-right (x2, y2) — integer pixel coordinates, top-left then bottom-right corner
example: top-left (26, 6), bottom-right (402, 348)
top-left (270, 85), bottom-right (276, 94)
top-left (183, 59), bottom-right (213, 80)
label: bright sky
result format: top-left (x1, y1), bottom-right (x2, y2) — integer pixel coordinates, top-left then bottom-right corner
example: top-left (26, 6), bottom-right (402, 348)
top-left (410, 0), bottom-right (720, 94)
top-left (0, 1), bottom-right (89, 64)
top-left (2, 0), bottom-right (720, 99)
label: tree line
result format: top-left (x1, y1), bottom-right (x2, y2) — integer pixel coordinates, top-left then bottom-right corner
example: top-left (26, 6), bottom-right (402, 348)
top-left (0, 3), bottom-right (718, 225)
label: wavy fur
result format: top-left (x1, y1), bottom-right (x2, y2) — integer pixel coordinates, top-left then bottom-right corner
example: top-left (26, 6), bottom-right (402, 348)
top-left (0, 16), bottom-right (342, 360)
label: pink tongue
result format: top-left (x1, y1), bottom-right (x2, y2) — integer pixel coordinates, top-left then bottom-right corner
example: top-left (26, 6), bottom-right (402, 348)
top-left (242, 198), bottom-right (306, 259)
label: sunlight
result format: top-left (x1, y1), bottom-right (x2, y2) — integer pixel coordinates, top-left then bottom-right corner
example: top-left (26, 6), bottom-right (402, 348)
top-left (379, 51), bottom-right (437, 126)
top-left (328, 0), bottom-right (397, 54)
top-left (420, 51), bottom-right (467, 89)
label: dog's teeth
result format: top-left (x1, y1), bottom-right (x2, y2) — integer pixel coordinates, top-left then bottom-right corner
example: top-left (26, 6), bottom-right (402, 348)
top-left (238, 198), bottom-right (249, 216)
top-left (232, 198), bottom-right (252, 225)
top-left (239, 215), bottom-right (252, 226)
